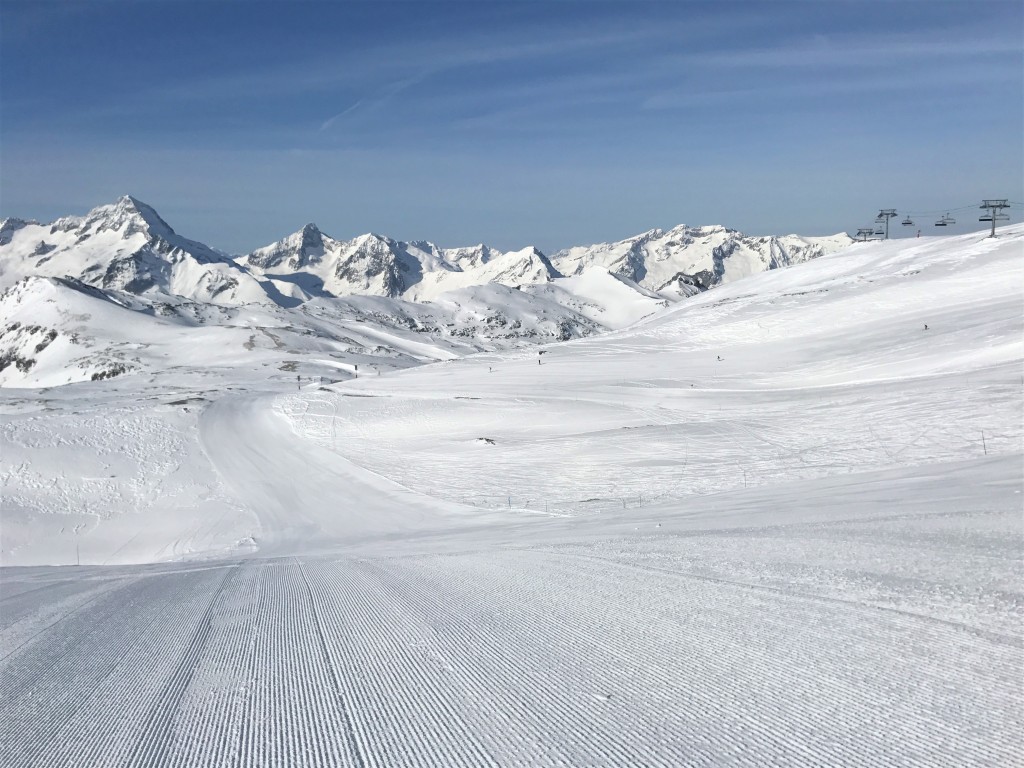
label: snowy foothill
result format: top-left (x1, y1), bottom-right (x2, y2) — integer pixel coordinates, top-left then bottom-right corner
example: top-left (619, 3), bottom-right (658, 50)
top-left (1, 219), bottom-right (1021, 766)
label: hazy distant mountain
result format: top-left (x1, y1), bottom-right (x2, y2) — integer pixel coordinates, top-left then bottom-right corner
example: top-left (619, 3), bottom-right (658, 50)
top-left (552, 224), bottom-right (852, 298)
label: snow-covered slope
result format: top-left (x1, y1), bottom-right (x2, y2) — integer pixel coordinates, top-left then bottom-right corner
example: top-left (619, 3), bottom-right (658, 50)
top-left (282, 226), bottom-right (1021, 517)
top-left (552, 224), bottom-right (852, 297)
top-left (4, 224), bottom-right (1018, 559)
top-left (0, 276), bottom-right (602, 389)
top-left (526, 267), bottom-right (670, 329)
top-left (2, 225), bottom-right (1021, 768)
top-left (2, 227), bottom-right (1019, 768)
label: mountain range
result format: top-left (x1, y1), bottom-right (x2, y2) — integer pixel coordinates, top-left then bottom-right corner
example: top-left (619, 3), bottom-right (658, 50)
top-left (0, 196), bottom-right (851, 387)
top-left (1, 196), bottom-right (850, 306)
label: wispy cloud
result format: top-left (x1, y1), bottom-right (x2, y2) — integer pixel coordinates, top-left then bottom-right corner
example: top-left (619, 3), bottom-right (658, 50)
top-left (17, 11), bottom-right (754, 137)
top-left (642, 58), bottom-right (1022, 111)
top-left (319, 101), bottom-right (363, 132)
top-left (670, 29), bottom-right (1023, 71)
top-left (3, 2), bottom-right (1020, 250)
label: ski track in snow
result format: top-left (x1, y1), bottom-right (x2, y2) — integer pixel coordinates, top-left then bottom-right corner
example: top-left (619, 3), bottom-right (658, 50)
top-left (2, 229), bottom-right (1023, 766)
top-left (1, 532), bottom-right (1021, 766)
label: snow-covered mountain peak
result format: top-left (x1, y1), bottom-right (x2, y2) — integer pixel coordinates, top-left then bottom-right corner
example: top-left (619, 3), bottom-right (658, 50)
top-left (246, 222), bottom-right (331, 272)
top-left (53, 195), bottom-right (175, 242)
top-left (444, 244), bottom-right (494, 268)
top-left (551, 224), bottom-right (852, 296)
top-left (629, 227), bottom-right (664, 242)
top-left (0, 217), bottom-right (38, 246)
top-left (0, 197), bottom-right (271, 305)
top-left (498, 246), bottom-right (563, 281)
top-left (351, 232), bottom-right (395, 249)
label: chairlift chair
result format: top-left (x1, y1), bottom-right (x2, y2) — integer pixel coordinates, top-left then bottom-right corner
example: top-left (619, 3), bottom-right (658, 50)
top-left (873, 226), bottom-right (885, 235)
top-left (902, 216), bottom-right (914, 226)
top-left (942, 213), bottom-right (956, 225)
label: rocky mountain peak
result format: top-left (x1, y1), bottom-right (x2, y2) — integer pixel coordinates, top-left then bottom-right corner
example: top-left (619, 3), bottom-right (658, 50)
top-left (79, 195), bottom-right (176, 240)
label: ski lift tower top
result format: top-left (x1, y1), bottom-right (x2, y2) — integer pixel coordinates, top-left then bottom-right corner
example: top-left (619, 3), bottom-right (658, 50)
top-left (876, 209), bottom-right (898, 239)
top-left (979, 199), bottom-right (1010, 238)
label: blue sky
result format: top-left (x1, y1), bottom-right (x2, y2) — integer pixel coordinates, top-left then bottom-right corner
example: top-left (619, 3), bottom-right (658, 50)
top-left (2, 0), bottom-right (1022, 253)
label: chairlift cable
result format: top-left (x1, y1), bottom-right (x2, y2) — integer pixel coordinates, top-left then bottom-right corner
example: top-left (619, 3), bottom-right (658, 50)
top-left (902, 203), bottom-right (978, 216)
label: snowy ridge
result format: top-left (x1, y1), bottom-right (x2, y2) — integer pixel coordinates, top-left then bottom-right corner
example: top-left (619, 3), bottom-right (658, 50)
top-left (1, 196), bottom-right (852, 310)
top-left (552, 223), bottom-right (852, 297)
top-left (241, 227), bottom-right (564, 302)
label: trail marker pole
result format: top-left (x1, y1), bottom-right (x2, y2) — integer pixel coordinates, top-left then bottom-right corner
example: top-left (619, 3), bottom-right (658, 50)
top-left (982, 431), bottom-right (988, 455)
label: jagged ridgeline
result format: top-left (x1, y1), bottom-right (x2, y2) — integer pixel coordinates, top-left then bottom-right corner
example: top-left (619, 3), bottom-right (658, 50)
top-left (0, 196), bottom-right (851, 387)
top-left (0, 195), bottom-right (851, 307)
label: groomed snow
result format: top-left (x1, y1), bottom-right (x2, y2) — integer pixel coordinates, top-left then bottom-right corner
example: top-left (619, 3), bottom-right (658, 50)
top-left (1, 227), bottom-right (1021, 766)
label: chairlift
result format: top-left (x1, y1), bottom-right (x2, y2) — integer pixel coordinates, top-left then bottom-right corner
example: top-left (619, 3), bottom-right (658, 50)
top-left (942, 213), bottom-right (956, 225)
top-left (902, 216), bottom-right (914, 226)
top-left (934, 218), bottom-right (947, 227)
top-left (873, 226), bottom-right (885, 235)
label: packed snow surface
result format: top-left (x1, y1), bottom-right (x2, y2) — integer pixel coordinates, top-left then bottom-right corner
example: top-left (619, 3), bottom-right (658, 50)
top-left (1, 227), bottom-right (1022, 766)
